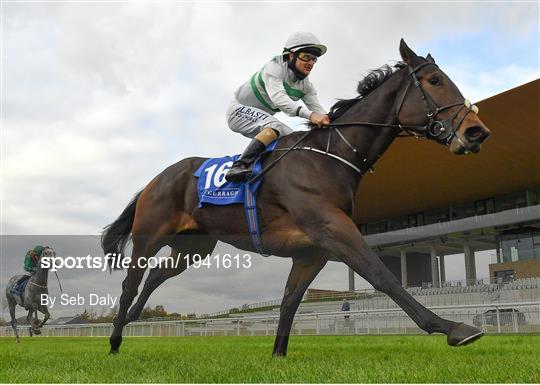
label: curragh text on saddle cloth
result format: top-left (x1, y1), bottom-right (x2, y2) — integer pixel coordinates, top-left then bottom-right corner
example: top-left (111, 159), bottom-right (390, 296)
top-left (193, 141), bottom-right (277, 207)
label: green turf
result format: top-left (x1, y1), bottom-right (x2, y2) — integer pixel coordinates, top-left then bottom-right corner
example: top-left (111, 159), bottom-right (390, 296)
top-left (0, 335), bottom-right (538, 383)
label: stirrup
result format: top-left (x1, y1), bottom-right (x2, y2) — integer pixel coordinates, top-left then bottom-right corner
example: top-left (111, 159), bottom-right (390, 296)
top-left (225, 165), bottom-right (252, 182)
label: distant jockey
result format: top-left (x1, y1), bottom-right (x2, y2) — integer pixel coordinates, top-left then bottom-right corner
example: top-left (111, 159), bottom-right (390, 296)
top-left (225, 31), bottom-right (330, 182)
top-left (24, 245), bottom-right (45, 275)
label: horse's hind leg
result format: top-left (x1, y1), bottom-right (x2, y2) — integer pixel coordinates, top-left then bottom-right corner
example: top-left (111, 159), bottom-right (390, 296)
top-left (109, 245), bottom-right (147, 354)
top-left (7, 297), bottom-right (20, 343)
top-left (26, 308), bottom-right (35, 337)
top-left (273, 256), bottom-right (327, 357)
top-left (126, 233), bottom-right (217, 324)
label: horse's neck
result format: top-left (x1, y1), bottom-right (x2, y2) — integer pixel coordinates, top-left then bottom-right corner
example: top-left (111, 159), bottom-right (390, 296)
top-left (333, 68), bottom-right (407, 177)
top-left (33, 267), bottom-right (49, 286)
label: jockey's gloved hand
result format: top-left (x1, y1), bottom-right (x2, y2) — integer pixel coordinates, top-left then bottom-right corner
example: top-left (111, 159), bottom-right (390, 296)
top-left (309, 112), bottom-right (330, 128)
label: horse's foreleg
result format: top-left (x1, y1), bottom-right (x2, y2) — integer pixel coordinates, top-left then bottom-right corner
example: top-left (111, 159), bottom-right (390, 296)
top-left (273, 256), bottom-right (327, 357)
top-left (38, 306), bottom-right (50, 328)
top-left (299, 208), bottom-right (483, 346)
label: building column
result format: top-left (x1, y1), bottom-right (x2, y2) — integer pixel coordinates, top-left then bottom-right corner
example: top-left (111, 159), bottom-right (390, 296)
top-left (400, 248), bottom-right (408, 288)
top-left (439, 254), bottom-right (446, 284)
top-left (464, 239), bottom-right (477, 286)
top-left (430, 245), bottom-right (440, 288)
top-left (348, 267), bottom-right (355, 291)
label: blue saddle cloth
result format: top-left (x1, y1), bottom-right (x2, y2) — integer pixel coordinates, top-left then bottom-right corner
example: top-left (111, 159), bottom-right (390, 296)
top-left (11, 276), bottom-right (30, 297)
top-left (193, 141), bottom-right (277, 207)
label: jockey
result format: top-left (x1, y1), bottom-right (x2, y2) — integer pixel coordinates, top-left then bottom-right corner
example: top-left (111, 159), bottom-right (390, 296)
top-left (24, 245), bottom-right (45, 275)
top-left (225, 31), bottom-right (330, 182)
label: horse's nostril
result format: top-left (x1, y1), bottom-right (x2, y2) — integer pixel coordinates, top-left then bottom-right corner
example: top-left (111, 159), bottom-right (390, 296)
top-left (464, 126), bottom-right (489, 143)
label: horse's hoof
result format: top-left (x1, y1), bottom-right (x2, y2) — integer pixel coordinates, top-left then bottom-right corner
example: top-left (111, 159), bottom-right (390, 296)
top-left (447, 323), bottom-right (484, 346)
top-left (272, 351), bottom-right (287, 358)
top-left (109, 349), bottom-right (119, 355)
top-left (109, 335), bottom-right (122, 353)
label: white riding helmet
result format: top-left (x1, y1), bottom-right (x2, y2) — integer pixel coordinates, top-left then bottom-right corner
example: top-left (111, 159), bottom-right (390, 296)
top-left (283, 31), bottom-right (327, 56)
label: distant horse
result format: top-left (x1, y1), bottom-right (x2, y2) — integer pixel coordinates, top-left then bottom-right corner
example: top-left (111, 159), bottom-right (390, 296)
top-left (5, 247), bottom-right (55, 342)
top-left (102, 40), bottom-right (490, 355)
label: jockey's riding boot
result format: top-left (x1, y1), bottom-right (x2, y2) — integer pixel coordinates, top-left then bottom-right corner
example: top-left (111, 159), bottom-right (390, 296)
top-left (225, 138), bottom-right (267, 182)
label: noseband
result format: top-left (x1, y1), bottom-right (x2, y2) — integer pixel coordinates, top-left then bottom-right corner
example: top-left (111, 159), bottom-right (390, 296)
top-left (395, 61), bottom-right (479, 145)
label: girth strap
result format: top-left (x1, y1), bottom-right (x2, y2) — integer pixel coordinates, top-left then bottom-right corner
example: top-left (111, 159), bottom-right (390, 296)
top-left (244, 185), bottom-right (267, 256)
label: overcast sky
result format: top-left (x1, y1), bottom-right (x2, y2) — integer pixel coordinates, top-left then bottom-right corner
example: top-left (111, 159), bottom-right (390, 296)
top-left (1, 2), bottom-right (538, 320)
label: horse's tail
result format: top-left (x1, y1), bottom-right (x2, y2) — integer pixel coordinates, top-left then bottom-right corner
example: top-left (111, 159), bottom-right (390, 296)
top-left (101, 190), bottom-right (142, 269)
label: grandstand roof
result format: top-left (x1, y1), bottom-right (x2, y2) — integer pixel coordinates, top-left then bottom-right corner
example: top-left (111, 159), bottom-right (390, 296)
top-left (354, 79), bottom-right (540, 224)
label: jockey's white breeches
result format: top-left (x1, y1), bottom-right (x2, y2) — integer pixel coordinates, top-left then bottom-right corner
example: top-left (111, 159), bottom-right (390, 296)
top-left (226, 101), bottom-right (293, 138)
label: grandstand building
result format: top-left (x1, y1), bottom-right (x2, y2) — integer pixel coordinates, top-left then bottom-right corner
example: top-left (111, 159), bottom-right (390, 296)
top-left (349, 79), bottom-right (540, 290)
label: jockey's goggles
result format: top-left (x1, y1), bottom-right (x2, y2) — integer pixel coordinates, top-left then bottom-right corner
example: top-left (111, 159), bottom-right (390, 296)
top-left (297, 51), bottom-right (318, 63)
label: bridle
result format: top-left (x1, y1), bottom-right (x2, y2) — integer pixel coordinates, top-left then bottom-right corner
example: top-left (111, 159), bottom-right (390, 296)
top-left (326, 60), bottom-right (479, 145)
top-left (395, 61), bottom-right (479, 145)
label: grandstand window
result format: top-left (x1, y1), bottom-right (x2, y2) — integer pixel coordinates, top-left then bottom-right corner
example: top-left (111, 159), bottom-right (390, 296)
top-left (494, 269), bottom-right (514, 283)
top-left (451, 202), bottom-right (476, 220)
top-left (424, 207), bottom-right (450, 224)
top-left (367, 221), bottom-right (388, 234)
top-left (517, 233), bottom-right (535, 260)
top-left (388, 215), bottom-right (408, 231)
top-left (407, 212), bottom-right (424, 227)
top-left (498, 232), bottom-right (540, 262)
top-left (534, 231), bottom-right (540, 259)
top-left (495, 191), bottom-right (528, 212)
top-left (500, 236), bottom-right (519, 263)
top-left (475, 198), bottom-right (495, 215)
top-left (525, 188), bottom-right (539, 206)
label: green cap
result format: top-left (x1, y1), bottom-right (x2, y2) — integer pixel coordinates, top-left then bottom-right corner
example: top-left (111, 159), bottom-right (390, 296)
top-left (33, 245), bottom-right (45, 256)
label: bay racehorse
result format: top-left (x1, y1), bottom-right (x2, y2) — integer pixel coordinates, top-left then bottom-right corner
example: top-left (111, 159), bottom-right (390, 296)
top-left (5, 247), bottom-right (55, 342)
top-left (102, 40), bottom-right (491, 355)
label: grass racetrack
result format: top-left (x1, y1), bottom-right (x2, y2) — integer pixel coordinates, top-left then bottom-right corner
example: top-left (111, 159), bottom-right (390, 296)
top-left (1, 335), bottom-right (539, 383)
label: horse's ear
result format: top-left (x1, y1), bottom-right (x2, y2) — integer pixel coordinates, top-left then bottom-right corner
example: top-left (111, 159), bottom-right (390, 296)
top-left (399, 38), bottom-right (421, 66)
top-left (426, 53), bottom-right (436, 63)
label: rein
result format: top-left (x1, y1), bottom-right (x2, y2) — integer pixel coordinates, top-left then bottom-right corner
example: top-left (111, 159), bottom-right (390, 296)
top-left (247, 61), bottom-right (479, 181)
top-left (29, 281), bottom-right (48, 289)
top-left (247, 130), bottom-right (313, 184)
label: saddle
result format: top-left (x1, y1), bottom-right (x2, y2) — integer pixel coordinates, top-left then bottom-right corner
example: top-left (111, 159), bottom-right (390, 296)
top-left (193, 141), bottom-right (278, 254)
top-left (11, 275), bottom-right (31, 305)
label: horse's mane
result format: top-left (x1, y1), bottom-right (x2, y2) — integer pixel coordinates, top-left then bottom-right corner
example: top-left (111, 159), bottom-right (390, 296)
top-left (328, 62), bottom-right (407, 121)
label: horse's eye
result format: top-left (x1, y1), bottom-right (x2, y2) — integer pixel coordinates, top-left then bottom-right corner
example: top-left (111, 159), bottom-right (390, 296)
top-left (428, 76), bottom-right (440, 86)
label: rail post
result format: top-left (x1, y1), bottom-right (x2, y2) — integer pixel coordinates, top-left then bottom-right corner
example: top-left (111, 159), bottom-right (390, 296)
top-left (496, 306), bottom-right (501, 333)
top-left (367, 313), bottom-right (370, 334)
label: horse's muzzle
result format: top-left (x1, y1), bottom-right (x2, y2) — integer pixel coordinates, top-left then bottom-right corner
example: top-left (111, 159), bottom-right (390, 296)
top-left (450, 115), bottom-right (491, 155)
top-left (464, 125), bottom-right (490, 144)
